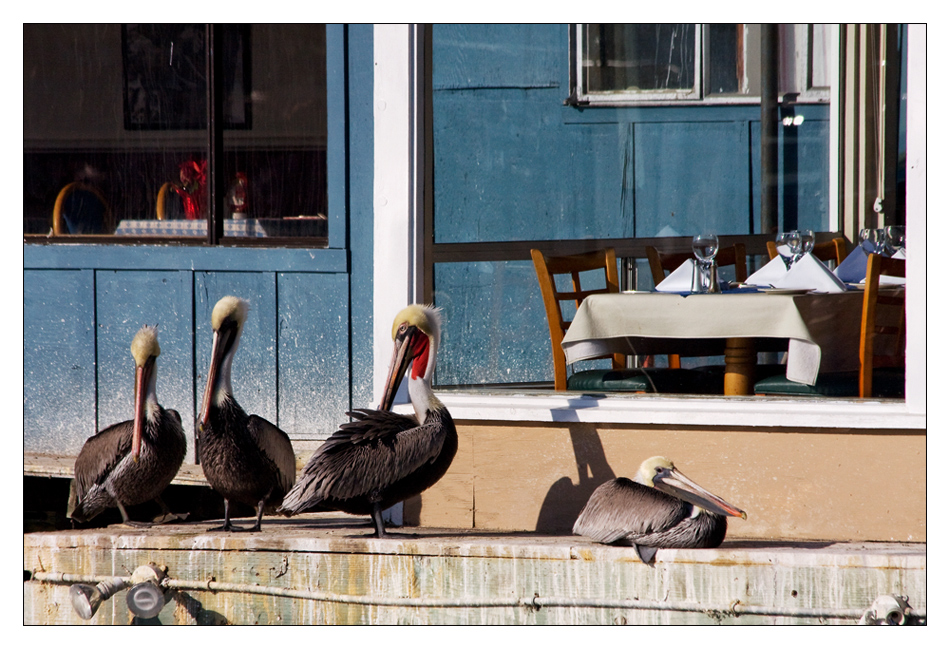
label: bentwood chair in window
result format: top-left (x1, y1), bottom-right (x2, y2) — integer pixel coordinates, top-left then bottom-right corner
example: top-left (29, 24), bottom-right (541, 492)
top-left (530, 247), bottom-right (710, 393)
top-left (767, 237), bottom-right (847, 266)
top-left (52, 182), bottom-right (112, 235)
top-left (156, 181), bottom-right (189, 220)
top-left (644, 242), bottom-right (747, 369)
top-left (754, 253), bottom-right (905, 398)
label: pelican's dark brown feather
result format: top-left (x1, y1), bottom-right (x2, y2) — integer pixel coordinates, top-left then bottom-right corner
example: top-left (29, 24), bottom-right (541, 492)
top-left (279, 407), bottom-right (455, 514)
top-left (72, 420), bottom-right (135, 499)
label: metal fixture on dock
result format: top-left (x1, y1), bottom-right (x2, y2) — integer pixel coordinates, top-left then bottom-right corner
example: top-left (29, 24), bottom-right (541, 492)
top-left (63, 563), bottom-right (167, 621)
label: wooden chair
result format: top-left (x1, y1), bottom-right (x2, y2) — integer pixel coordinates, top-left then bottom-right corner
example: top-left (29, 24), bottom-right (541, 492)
top-left (859, 253), bottom-right (906, 398)
top-left (644, 243), bottom-right (747, 369)
top-left (530, 248), bottom-right (711, 393)
top-left (52, 182), bottom-right (111, 235)
top-left (155, 182), bottom-right (174, 220)
top-left (754, 253), bottom-right (905, 398)
top-left (531, 248), bottom-right (625, 390)
top-left (766, 237), bottom-right (847, 266)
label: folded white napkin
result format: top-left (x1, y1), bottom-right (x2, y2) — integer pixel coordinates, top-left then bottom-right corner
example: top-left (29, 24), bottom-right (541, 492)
top-left (655, 259), bottom-right (695, 292)
top-left (775, 252), bottom-right (847, 292)
top-left (891, 249), bottom-right (906, 260)
top-left (833, 246), bottom-right (868, 283)
top-left (744, 255), bottom-right (788, 287)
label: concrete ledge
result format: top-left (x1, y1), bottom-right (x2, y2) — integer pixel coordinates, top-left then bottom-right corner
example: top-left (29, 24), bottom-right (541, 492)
top-left (24, 514), bottom-right (926, 625)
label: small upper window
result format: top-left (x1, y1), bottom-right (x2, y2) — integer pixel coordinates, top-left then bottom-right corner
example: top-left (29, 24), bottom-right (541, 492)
top-left (570, 24), bottom-right (832, 106)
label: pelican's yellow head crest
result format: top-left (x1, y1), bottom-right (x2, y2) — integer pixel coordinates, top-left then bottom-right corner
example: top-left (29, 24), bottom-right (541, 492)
top-left (637, 456), bottom-right (675, 485)
top-left (211, 296), bottom-right (250, 331)
top-left (130, 325), bottom-right (160, 367)
top-left (391, 304), bottom-right (442, 341)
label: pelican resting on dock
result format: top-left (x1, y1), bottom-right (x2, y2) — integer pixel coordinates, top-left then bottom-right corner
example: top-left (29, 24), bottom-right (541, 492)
top-left (573, 456), bottom-right (747, 564)
top-left (68, 325), bottom-right (186, 526)
top-left (197, 296), bottom-right (296, 532)
top-left (278, 304), bottom-right (457, 538)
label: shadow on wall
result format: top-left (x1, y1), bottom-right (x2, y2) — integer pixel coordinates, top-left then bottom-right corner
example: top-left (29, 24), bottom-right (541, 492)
top-left (536, 424), bottom-right (616, 534)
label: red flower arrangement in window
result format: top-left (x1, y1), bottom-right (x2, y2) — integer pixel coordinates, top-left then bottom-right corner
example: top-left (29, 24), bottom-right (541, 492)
top-left (172, 159), bottom-right (208, 220)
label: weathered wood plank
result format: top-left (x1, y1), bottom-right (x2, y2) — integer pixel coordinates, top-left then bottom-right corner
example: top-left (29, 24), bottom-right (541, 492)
top-left (23, 519), bottom-right (926, 625)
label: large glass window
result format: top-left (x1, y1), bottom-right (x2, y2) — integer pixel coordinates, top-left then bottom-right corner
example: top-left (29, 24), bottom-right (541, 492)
top-left (427, 23), bottom-right (903, 396)
top-left (23, 24), bottom-right (328, 244)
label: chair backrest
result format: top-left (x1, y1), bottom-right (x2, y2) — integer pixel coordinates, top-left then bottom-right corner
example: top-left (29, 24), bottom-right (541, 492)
top-left (646, 243), bottom-right (747, 286)
top-left (767, 237), bottom-right (847, 266)
top-left (530, 248), bottom-right (625, 390)
top-left (52, 182), bottom-right (111, 235)
top-left (156, 181), bottom-right (174, 220)
top-left (860, 253), bottom-right (906, 398)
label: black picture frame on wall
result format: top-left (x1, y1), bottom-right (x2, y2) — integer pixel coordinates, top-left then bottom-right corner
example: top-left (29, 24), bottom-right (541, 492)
top-left (122, 24), bottom-right (251, 130)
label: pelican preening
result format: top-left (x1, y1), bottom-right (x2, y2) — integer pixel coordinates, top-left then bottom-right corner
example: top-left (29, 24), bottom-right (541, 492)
top-left (279, 304), bottom-right (457, 538)
top-left (197, 296), bottom-right (296, 532)
top-left (68, 326), bottom-right (187, 526)
top-left (573, 456), bottom-right (747, 563)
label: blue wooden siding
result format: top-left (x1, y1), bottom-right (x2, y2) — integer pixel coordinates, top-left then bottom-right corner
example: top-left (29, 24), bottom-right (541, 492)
top-left (23, 269), bottom-right (97, 456)
top-left (344, 24), bottom-right (376, 411)
top-left (276, 272), bottom-right (350, 440)
top-left (430, 24), bottom-right (830, 385)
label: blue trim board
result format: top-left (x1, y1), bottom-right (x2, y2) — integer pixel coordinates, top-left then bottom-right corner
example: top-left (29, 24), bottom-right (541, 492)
top-left (24, 244), bottom-right (348, 274)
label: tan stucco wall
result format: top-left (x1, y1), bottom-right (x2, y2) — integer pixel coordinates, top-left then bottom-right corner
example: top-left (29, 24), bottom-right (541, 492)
top-left (407, 421), bottom-right (926, 543)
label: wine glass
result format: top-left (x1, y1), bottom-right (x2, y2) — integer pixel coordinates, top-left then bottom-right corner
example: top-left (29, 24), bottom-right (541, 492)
top-left (885, 226), bottom-right (906, 256)
top-left (859, 228), bottom-right (884, 253)
top-left (692, 233), bottom-right (719, 292)
top-left (799, 229), bottom-right (815, 260)
top-left (775, 231), bottom-right (800, 269)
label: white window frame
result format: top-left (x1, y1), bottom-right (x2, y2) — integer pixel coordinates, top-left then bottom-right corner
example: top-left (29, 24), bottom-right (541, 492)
top-left (374, 24), bottom-right (925, 431)
top-left (574, 23), bottom-right (703, 104)
top-left (573, 23), bottom-right (832, 106)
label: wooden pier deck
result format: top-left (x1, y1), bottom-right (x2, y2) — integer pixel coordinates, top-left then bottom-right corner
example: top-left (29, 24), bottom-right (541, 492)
top-left (23, 513), bottom-right (926, 625)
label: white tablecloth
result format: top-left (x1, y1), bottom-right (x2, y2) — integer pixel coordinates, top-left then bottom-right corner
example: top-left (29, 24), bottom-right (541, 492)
top-left (561, 291), bottom-right (867, 385)
top-left (115, 217), bottom-right (327, 238)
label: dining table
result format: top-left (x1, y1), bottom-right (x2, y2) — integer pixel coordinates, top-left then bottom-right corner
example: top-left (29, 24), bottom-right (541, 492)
top-left (560, 289), bottom-right (869, 395)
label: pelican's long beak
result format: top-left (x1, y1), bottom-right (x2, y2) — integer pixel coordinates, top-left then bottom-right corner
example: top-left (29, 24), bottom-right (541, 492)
top-left (131, 360), bottom-right (152, 462)
top-left (655, 467), bottom-right (747, 519)
top-left (378, 326), bottom-right (422, 411)
top-left (198, 329), bottom-right (226, 430)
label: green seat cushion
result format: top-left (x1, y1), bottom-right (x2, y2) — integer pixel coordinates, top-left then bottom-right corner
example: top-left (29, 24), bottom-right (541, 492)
top-left (754, 368), bottom-right (905, 398)
top-left (567, 368), bottom-right (720, 394)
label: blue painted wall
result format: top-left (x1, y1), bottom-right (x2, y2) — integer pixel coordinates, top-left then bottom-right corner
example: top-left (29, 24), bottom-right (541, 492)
top-left (24, 25), bottom-right (373, 456)
top-left (430, 24), bottom-right (830, 386)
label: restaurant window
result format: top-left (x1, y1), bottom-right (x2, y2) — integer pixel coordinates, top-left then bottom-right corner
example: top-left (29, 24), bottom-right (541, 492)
top-left (570, 23), bottom-right (832, 105)
top-left (23, 24), bottom-right (328, 244)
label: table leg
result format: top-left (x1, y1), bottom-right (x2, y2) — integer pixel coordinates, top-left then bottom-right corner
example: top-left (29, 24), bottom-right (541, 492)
top-left (724, 338), bottom-right (756, 395)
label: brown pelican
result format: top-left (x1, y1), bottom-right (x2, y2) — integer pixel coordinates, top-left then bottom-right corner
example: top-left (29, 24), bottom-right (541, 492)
top-left (573, 456), bottom-right (747, 563)
top-left (278, 304), bottom-right (457, 538)
top-left (197, 296), bottom-right (296, 532)
top-left (68, 325), bottom-right (186, 527)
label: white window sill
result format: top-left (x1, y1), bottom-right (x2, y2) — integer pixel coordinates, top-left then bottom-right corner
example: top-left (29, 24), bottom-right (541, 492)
top-left (393, 391), bottom-right (926, 431)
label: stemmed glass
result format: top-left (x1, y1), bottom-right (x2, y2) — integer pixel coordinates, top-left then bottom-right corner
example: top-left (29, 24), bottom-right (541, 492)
top-left (775, 231), bottom-right (800, 269)
top-left (859, 228), bottom-right (885, 253)
top-left (798, 229), bottom-right (815, 261)
top-left (691, 233), bottom-right (719, 292)
top-left (885, 226), bottom-right (906, 256)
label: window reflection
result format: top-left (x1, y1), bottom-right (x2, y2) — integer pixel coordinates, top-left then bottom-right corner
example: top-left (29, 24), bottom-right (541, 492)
top-left (23, 24), bottom-right (328, 242)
